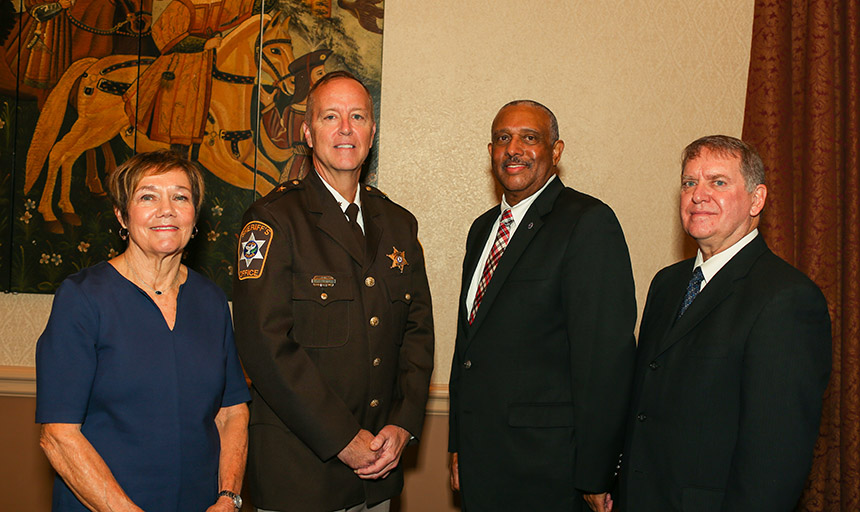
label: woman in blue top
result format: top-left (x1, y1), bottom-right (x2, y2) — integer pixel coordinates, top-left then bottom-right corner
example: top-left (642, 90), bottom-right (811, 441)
top-left (36, 150), bottom-right (250, 512)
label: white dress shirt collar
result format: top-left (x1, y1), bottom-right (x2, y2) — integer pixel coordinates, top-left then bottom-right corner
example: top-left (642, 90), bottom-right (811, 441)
top-left (500, 174), bottom-right (557, 228)
top-left (694, 228), bottom-right (759, 290)
top-left (317, 171), bottom-right (364, 230)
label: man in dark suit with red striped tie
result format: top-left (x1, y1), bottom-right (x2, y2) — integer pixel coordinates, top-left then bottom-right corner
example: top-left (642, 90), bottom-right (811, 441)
top-left (448, 100), bottom-right (637, 512)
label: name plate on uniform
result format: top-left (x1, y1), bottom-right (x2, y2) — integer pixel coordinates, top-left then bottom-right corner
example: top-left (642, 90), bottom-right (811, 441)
top-left (311, 275), bottom-right (336, 287)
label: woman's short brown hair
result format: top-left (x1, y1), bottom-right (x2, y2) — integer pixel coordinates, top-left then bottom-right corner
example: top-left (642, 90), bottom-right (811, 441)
top-left (107, 150), bottom-right (206, 222)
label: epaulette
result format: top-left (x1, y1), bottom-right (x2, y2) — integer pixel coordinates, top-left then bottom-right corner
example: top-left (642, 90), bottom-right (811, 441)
top-left (257, 178), bottom-right (305, 207)
top-left (361, 183), bottom-right (389, 200)
top-left (277, 178), bottom-right (305, 193)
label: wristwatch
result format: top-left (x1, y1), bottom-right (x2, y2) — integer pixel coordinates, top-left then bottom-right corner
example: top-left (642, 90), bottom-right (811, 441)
top-left (217, 490), bottom-right (242, 510)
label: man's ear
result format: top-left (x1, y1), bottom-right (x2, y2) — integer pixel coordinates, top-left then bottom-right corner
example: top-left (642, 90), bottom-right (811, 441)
top-left (302, 121), bottom-right (313, 148)
top-left (552, 139), bottom-right (565, 166)
top-left (749, 184), bottom-right (767, 217)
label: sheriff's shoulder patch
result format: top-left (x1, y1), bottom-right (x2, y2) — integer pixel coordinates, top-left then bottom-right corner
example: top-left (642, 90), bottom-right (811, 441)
top-left (237, 221), bottom-right (273, 280)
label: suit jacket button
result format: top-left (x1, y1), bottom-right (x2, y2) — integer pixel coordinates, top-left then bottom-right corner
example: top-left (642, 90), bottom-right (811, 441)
top-left (365, 276), bottom-right (376, 287)
top-left (370, 399), bottom-right (380, 408)
top-left (649, 361), bottom-right (659, 370)
top-left (463, 360), bottom-right (472, 369)
top-left (372, 357), bottom-right (381, 367)
top-left (369, 316), bottom-right (380, 327)
top-left (637, 413), bottom-right (647, 422)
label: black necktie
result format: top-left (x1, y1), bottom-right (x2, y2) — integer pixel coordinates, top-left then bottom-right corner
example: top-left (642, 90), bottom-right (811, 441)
top-left (345, 203), bottom-right (365, 254)
top-left (677, 266), bottom-right (704, 319)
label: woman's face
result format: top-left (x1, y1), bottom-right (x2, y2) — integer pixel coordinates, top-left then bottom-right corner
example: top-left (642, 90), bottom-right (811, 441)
top-left (118, 169), bottom-right (196, 258)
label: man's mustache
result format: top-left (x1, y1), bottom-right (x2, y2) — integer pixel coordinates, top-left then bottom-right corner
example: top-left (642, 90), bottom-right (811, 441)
top-left (502, 157), bottom-right (531, 167)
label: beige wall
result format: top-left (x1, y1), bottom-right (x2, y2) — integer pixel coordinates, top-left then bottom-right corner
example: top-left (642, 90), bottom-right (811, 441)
top-left (1, 0), bottom-right (753, 509)
top-left (0, 293), bottom-right (50, 366)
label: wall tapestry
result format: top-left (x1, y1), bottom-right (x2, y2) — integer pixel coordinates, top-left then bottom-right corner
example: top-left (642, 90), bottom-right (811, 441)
top-left (0, 0), bottom-right (383, 295)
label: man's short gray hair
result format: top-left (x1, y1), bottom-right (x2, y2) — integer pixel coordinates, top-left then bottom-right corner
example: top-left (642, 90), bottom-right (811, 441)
top-left (681, 135), bottom-right (765, 192)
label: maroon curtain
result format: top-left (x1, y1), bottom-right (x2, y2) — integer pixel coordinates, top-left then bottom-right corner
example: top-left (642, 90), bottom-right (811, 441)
top-left (742, 1), bottom-right (860, 510)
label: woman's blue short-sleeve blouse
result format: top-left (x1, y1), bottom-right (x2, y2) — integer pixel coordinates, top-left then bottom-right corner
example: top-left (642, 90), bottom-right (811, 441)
top-left (36, 261), bottom-right (250, 511)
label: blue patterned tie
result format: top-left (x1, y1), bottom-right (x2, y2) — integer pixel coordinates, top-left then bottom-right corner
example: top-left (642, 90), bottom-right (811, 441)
top-left (677, 266), bottom-right (704, 319)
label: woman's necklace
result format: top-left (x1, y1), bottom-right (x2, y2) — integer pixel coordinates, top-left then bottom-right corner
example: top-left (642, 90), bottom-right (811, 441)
top-left (125, 257), bottom-right (180, 296)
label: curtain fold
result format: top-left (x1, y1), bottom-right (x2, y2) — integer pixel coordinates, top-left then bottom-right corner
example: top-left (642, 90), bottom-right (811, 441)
top-left (742, 1), bottom-right (859, 510)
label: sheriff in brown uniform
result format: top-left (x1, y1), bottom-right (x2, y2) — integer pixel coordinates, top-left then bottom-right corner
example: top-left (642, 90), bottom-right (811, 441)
top-left (232, 71), bottom-right (434, 512)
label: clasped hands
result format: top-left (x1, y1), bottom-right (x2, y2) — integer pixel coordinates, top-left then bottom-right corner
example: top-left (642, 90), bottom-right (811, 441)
top-left (337, 425), bottom-right (410, 480)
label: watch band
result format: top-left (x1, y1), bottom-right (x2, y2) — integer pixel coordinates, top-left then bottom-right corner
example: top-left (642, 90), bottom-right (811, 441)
top-left (217, 490), bottom-right (242, 510)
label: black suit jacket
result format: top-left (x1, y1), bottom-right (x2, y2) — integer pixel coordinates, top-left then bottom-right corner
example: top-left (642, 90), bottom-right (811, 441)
top-left (448, 177), bottom-right (637, 511)
top-left (232, 171), bottom-right (434, 511)
top-left (617, 234), bottom-right (831, 512)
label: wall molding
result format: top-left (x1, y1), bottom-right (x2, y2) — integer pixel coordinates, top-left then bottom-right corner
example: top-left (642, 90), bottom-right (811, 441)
top-left (0, 366), bottom-right (36, 397)
top-left (0, 365), bottom-right (451, 415)
top-left (426, 384), bottom-right (449, 416)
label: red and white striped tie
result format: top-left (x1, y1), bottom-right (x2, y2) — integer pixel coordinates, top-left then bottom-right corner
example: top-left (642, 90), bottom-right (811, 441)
top-left (469, 208), bottom-right (514, 324)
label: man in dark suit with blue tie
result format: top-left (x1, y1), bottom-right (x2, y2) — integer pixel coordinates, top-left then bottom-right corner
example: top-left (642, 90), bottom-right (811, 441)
top-left (448, 100), bottom-right (637, 512)
top-left (616, 135), bottom-right (832, 512)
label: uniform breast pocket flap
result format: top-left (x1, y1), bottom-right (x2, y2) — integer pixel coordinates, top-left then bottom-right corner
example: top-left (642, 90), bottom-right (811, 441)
top-left (291, 273), bottom-right (355, 347)
top-left (293, 273), bottom-right (355, 305)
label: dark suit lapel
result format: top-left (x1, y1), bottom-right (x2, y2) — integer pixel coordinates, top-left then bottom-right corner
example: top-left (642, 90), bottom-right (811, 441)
top-left (304, 171), bottom-right (365, 265)
top-left (637, 261), bottom-right (694, 362)
top-left (466, 177), bottom-right (564, 335)
top-left (655, 235), bottom-right (769, 356)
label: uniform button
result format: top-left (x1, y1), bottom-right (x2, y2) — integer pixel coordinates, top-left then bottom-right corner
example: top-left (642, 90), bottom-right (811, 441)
top-left (365, 276), bottom-right (376, 287)
top-left (649, 361), bottom-right (659, 370)
top-left (372, 357), bottom-right (381, 367)
top-left (291, 180), bottom-right (300, 185)
top-left (463, 360), bottom-right (472, 369)
top-left (369, 316), bottom-right (379, 327)
top-left (370, 399), bottom-right (380, 408)
top-left (404, 293), bottom-right (411, 300)
top-left (320, 292), bottom-right (328, 300)
top-left (637, 413), bottom-right (647, 422)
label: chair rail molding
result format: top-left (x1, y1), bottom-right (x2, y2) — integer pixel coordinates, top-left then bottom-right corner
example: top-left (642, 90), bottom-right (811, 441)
top-left (0, 366), bottom-right (36, 397)
top-left (0, 366), bottom-right (452, 416)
